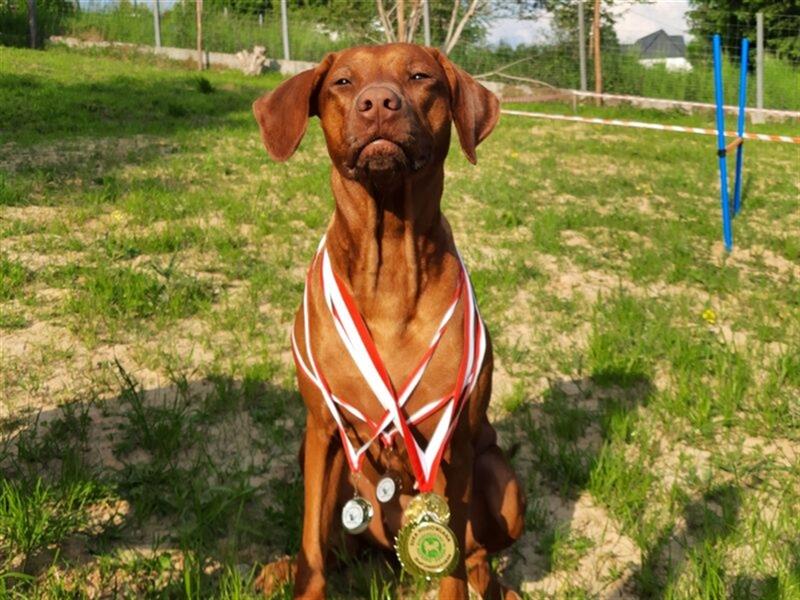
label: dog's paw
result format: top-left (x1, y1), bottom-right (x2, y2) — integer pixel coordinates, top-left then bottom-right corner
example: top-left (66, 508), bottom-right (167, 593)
top-left (254, 556), bottom-right (294, 597)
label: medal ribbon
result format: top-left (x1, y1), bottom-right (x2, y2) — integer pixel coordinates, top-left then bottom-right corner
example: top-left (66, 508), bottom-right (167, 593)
top-left (291, 236), bottom-right (486, 491)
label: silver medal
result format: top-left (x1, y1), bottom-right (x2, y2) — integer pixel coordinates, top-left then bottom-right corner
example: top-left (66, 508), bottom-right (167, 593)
top-left (376, 475), bottom-right (399, 503)
top-left (341, 497), bottom-right (373, 534)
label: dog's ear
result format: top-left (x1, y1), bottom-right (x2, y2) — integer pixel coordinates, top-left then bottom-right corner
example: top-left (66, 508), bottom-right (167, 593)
top-left (252, 54), bottom-right (334, 161)
top-left (429, 49), bottom-right (499, 164)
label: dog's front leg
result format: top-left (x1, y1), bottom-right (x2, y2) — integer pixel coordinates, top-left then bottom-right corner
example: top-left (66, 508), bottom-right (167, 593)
top-left (293, 414), bottom-right (346, 600)
top-left (437, 436), bottom-right (474, 600)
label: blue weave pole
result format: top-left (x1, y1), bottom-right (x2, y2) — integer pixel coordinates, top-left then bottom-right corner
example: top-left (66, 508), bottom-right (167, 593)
top-left (733, 38), bottom-right (749, 216)
top-left (713, 34), bottom-right (733, 251)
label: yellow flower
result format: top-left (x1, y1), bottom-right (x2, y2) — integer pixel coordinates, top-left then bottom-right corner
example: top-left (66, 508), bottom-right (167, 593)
top-left (702, 308), bottom-right (717, 325)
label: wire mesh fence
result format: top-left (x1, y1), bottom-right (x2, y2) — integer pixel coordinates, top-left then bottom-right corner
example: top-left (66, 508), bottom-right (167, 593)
top-left (2, 1), bottom-right (798, 111)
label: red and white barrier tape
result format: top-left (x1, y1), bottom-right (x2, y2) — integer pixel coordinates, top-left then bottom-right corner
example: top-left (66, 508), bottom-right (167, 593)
top-left (501, 109), bottom-right (800, 144)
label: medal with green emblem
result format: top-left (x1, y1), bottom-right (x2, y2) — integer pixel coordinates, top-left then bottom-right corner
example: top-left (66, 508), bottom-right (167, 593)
top-left (395, 492), bottom-right (458, 579)
top-left (396, 518), bottom-right (459, 578)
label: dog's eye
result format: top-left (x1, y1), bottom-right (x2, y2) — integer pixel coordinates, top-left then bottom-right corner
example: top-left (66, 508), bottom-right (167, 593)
top-left (334, 78), bottom-right (351, 86)
top-left (410, 72), bottom-right (431, 81)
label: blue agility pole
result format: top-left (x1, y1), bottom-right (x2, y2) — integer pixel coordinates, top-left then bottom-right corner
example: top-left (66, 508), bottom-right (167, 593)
top-left (733, 38), bottom-right (749, 216)
top-left (713, 34), bottom-right (733, 251)
top-left (712, 34), bottom-right (749, 251)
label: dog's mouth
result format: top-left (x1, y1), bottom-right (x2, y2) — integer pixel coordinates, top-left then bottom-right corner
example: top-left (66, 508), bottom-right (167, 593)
top-left (345, 135), bottom-right (428, 176)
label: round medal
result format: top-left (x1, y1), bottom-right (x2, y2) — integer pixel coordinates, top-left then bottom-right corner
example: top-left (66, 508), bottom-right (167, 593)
top-left (376, 474), bottom-right (400, 503)
top-left (395, 519), bottom-right (459, 579)
top-left (403, 492), bottom-right (451, 525)
top-left (341, 497), bottom-right (373, 535)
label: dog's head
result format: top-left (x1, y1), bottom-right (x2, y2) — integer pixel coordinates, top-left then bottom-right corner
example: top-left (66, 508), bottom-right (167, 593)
top-left (253, 43), bottom-right (499, 185)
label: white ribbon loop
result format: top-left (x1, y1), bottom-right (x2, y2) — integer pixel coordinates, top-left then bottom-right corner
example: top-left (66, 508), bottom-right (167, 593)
top-left (291, 237), bottom-right (486, 489)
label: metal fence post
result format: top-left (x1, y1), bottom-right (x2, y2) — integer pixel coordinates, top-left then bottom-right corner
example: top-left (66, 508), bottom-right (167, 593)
top-left (27, 0), bottom-right (37, 49)
top-left (756, 12), bottom-right (764, 111)
top-left (281, 0), bottom-right (290, 61)
top-left (423, 0), bottom-right (431, 47)
top-left (578, 0), bottom-right (587, 91)
top-left (153, 0), bottom-right (161, 48)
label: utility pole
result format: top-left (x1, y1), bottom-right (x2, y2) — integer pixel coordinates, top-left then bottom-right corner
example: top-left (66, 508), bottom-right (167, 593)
top-left (27, 0), bottom-right (37, 49)
top-left (280, 0), bottom-right (290, 60)
top-left (196, 0), bottom-right (203, 70)
top-left (592, 0), bottom-right (602, 102)
top-left (153, 0), bottom-right (161, 48)
top-left (578, 0), bottom-right (587, 91)
top-left (423, 0), bottom-right (431, 46)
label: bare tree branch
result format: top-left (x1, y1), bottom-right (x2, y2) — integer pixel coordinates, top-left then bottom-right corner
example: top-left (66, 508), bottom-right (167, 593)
top-left (376, 0), bottom-right (396, 42)
top-left (443, 0), bottom-right (459, 51)
top-left (405, 0), bottom-right (422, 42)
top-left (493, 72), bottom-right (558, 89)
top-left (473, 56), bottom-right (534, 79)
top-left (444, 0), bottom-right (482, 54)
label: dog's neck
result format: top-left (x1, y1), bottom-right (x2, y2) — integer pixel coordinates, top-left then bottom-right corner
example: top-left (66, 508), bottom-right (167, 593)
top-left (325, 166), bottom-right (455, 326)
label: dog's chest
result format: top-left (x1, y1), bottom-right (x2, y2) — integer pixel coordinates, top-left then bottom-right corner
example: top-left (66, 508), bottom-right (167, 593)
top-left (310, 283), bottom-right (468, 432)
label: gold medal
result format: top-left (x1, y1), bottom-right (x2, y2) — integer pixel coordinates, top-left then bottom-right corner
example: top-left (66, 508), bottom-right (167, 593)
top-left (341, 496), bottom-right (373, 535)
top-left (402, 492), bottom-right (451, 526)
top-left (395, 518), bottom-right (459, 579)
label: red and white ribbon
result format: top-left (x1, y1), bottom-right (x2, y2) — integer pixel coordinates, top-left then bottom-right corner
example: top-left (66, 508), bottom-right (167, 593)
top-left (291, 236), bottom-right (486, 492)
top-left (501, 109), bottom-right (800, 144)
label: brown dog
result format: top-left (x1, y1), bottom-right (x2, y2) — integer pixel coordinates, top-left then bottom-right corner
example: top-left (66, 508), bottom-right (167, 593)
top-left (252, 43), bottom-right (525, 600)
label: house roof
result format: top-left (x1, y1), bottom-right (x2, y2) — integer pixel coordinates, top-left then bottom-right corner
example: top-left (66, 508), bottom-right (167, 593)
top-left (633, 29), bottom-right (687, 59)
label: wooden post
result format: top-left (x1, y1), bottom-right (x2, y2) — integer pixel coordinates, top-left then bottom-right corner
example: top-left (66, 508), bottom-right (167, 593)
top-left (592, 0), bottom-right (602, 103)
top-left (578, 0), bottom-right (587, 91)
top-left (196, 0), bottom-right (203, 70)
top-left (27, 0), bottom-right (37, 49)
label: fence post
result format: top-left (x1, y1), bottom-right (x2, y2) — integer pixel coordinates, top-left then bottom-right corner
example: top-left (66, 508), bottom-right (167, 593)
top-left (281, 0), bottom-right (290, 61)
top-left (756, 12), bottom-right (764, 112)
top-left (592, 0), bottom-right (602, 102)
top-left (578, 0), bottom-right (587, 91)
top-left (153, 0), bottom-right (161, 48)
top-left (423, 0), bottom-right (431, 46)
top-left (27, 0), bottom-right (37, 49)
top-left (196, 0), bottom-right (203, 70)
top-left (259, 13), bottom-right (263, 28)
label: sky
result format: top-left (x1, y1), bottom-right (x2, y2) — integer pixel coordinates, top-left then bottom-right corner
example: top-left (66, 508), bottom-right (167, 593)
top-left (486, 1), bottom-right (693, 47)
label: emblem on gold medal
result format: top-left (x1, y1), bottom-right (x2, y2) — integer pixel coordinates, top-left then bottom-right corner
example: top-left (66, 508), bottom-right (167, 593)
top-left (396, 519), bottom-right (459, 578)
top-left (395, 492), bottom-right (458, 578)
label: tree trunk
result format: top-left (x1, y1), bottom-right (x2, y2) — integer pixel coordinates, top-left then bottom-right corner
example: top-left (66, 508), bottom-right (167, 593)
top-left (397, 0), bottom-right (406, 42)
top-left (376, 0), bottom-right (396, 42)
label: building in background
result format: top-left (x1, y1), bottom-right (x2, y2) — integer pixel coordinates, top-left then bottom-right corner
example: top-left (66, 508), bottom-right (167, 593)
top-left (630, 29), bottom-right (692, 72)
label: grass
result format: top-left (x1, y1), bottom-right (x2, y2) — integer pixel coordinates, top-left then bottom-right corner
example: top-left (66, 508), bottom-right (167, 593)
top-left (1, 44), bottom-right (799, 598)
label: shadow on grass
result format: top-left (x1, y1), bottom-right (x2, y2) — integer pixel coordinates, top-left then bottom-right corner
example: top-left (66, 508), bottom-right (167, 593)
top-left (1, 68), bottom-right (265, 146)
top-left (634, 483), bottom-right (742, 599)
top-left (0, 365), bottom-right (304, 597)
top-left (500, 370), bottom-right (655, 594)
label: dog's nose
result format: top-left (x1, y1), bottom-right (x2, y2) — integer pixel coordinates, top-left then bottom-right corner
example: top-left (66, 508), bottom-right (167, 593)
top-left (356, 85), bottom-right (402, 119)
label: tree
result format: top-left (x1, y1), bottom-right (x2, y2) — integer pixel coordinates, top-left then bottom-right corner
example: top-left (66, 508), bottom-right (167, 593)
top-left (687, 0), bottom-right (800, 61)
top-left (375, 0), bottom-right (494, 52)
